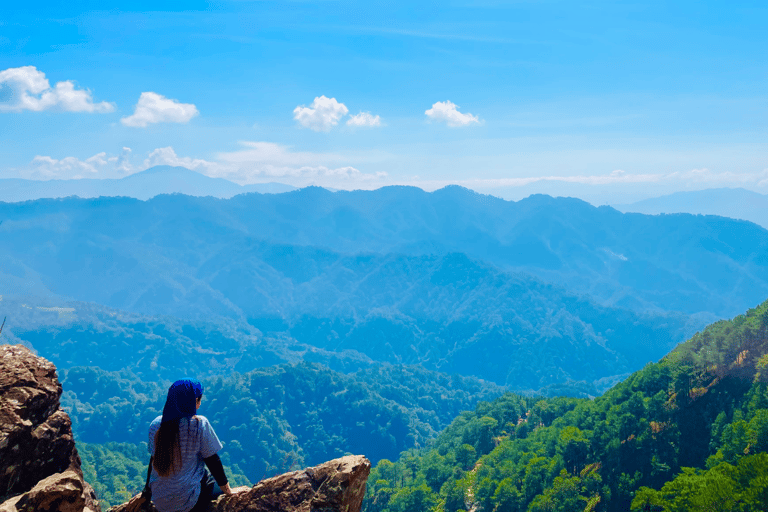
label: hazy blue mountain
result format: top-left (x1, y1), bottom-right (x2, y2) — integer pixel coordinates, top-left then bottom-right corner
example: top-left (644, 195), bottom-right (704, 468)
top-left (7, 246), bottom-right (691, 391)
top-left (0, 166), bottom-right (295, 202)
top-left (614, 187), bottom-right (768, 230)
top-left (1, 187), bottom-right (767, 319)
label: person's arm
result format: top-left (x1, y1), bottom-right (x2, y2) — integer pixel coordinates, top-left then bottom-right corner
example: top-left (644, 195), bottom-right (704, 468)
top-left (198, 416), bottom-right (238, 494)
top-left (203, 454), bottom-right (232, 494)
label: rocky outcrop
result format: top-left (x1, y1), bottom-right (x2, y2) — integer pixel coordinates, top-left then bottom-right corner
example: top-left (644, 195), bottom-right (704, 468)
top-left (1, 343), bottom-right (371, 512)
top-left (110, 455), bottom-right (370, 512)
top-left (0, 344), bottom-right (100, 512)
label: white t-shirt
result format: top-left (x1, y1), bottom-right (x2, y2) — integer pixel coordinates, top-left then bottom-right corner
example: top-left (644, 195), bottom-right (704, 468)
top-left (148, 415), bottom-right (224, 512)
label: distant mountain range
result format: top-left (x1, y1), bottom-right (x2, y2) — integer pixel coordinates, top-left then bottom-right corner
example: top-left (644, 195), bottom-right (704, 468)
top-left (2, 186), bottom-right (765, 319)
top-left (4, 167), bottom-right (766, 233)
top-left (0, 166), bottom-right (295, 202)
top-left (6, 253), bottom-right (690, 393)
top-left (4, 183), bottom-right (768, 390)
top-left (614, 187), bottom-right (768, 230)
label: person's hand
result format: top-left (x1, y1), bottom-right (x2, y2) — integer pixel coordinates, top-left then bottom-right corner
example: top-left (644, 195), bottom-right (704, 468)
top-left (221, 483), bottom-right (249, 495)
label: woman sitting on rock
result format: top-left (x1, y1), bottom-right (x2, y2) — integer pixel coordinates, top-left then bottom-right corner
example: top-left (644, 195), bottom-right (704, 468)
top-left (149, 379), bottom-right (237, 512)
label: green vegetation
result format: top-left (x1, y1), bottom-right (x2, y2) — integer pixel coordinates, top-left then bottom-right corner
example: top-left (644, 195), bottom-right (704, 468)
top-left (78, 442), bottom-right (147, 509)
top-left (630, 454), bottom-right (768, 511)
top-left (62, 362), bottom-right (505, 484)
top-left (363, 299), bottom-right (768, 511)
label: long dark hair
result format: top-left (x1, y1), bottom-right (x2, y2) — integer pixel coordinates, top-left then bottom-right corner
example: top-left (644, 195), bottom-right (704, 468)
top-left (154, 419), bottom-right (182, 476)
top-left (153, 379), bottom-right (203, 476)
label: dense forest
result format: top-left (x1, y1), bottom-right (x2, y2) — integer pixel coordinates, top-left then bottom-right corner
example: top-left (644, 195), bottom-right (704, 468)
top-left (362, 299), bottom-right (768, 511)
top-left (61, 362), bottom-right (505, 493)
top-left (65, 299), bottom-right (768, 510)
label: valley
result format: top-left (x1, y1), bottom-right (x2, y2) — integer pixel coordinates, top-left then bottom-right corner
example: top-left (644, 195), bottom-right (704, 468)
top-left (2, 184), bottom-right (767, 510)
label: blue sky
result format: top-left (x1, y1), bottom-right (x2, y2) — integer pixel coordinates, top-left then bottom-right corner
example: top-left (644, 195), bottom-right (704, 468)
top-left (1, 1), bottom-right (766, 203)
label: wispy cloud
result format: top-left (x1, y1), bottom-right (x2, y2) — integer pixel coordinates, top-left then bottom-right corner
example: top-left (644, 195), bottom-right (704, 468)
top-left (24, 141), bottom-right (386, 186)
top-left (668, 168), bottom-right (768, 188)
top-left (121, 92), bottom-right (199, 128)
top-left (217, 141), bottom-right (345, 167)
top-left (347, 111), bottom-right (382, 127)
top-left (392, 168), bottom-right (768, 191)
top-left (25, 143), bottom-right (767, 198)
top-left (214, 141), bottom-right (386, 184)
top-left (145, 142), bottom-right (388, 185)
top-left (143, 146), bottom-right (217, 172)
top-left (0, 66), bottom-right (115, 113)
top-left (25, 147), bottom-right (133, 179)
top-left (293, 95), bottom-right (349, 132)
top-left (425, 100), bottom-right (481, 127)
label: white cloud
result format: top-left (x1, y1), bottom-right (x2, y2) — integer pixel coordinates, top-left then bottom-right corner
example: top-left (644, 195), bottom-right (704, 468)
top-left (347, 111), bottom-right (382, 127)
top-left (214, 140), bottom-right (385, 184)
top-left (293, 96), bottom-right (349, 132)
top-left (218, 141), bottom-right (345, 167)
top-left (143, 146), bottom-right (221, 173)
top-left (425, 100), bottom-right (480, 127)
top-left (27, 152), bottom-right (112, 179)
top-left (667, 168), bottom-right (768, 188)
top-left (23, 141), bottom-right (388, 187)
top-left (115, 147), bottom-right (134, 173)
top-left (121, 92), bottom-right (199, 128)
top-left (141, 143), bottom-right (387, 186)
top-left (0, 66), bottom-right (115, 113)
top-left (236, 164), bottom-right (383, 181)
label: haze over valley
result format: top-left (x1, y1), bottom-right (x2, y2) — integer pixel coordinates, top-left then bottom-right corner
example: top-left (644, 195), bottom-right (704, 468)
top-left (6, 178), bottom-right (767, 389)
top-left (3, 1), bottom-right (768, 510)
top-left (3, 179), bottom-right (768, 508)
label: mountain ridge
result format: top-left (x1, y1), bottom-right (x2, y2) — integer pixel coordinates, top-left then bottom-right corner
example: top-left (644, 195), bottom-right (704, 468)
top-left (614, 187), bottom-right (768, 230)
top-left (2, 187), bottom-right (766, 319)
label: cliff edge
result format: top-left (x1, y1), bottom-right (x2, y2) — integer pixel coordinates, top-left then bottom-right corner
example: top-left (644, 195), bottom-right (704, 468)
top-left (0, 344), bottom-right (371, 512)
top-left (110, 455), bottom-right (370, 512)
top-left (0, 344), bottom-right (101, 512)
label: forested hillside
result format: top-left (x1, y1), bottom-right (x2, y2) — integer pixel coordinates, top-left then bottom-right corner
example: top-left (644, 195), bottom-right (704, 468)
top-left (9, 257), bottom-right (691, 392)
top-left (61, 362), bottom-right (505, 484)
top-left (363, 299), bottom-right (768, 511)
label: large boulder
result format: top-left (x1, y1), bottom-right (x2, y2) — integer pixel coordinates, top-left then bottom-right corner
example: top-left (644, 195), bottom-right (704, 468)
top-left (110, 455), bottom-right (371, 512)
top-left (0, 344), bottom-right (100, 512)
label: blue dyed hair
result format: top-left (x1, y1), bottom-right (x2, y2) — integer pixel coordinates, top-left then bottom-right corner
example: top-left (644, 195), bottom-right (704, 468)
top-left (161, 379), bottom-right (204, 423)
